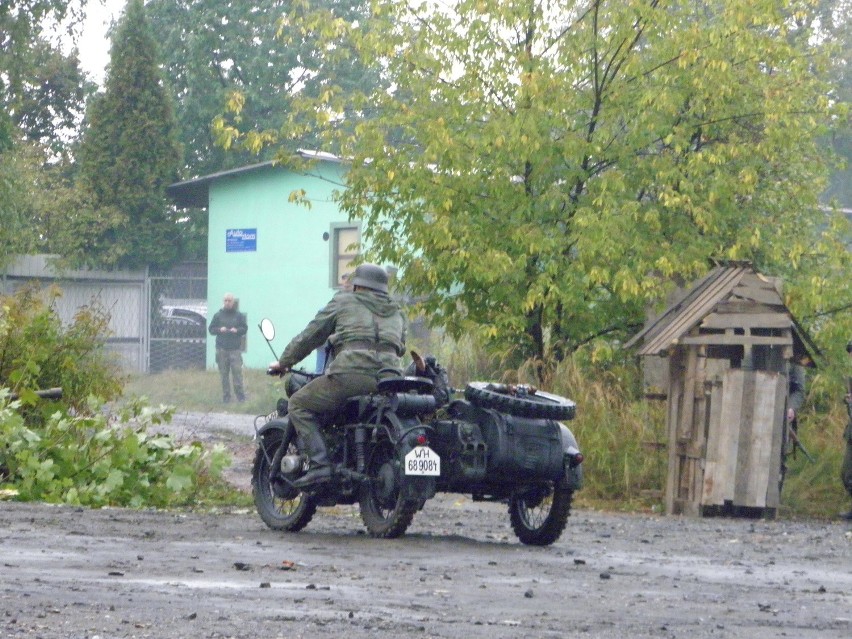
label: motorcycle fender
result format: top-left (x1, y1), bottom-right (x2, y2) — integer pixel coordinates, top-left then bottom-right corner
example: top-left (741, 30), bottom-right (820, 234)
top-left (558, 422), bottom-right (584, 491)
top-left (394, 419), bottom-right (438, 503)
top-left (401, 475), bottom-right (437, 504)
top-left (256, 417), bottom-right (291, 440)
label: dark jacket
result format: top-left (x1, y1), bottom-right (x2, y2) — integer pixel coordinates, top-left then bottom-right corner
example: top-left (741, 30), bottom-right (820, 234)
top-left (208, 308), bottom-right (247, 350)
top-left (279, 290), bottom-right (406, 375)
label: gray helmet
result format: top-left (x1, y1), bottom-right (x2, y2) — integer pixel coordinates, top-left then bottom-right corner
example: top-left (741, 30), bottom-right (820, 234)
top-left (351, 263), bottom-right (389, 293)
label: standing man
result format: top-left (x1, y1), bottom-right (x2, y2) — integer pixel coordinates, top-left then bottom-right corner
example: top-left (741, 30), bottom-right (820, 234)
top-left (267, 263), bottom-right (406, 487)
top-left (208, 293), bottom-right (247, 403)
top-left (841, 340), bottom-right (852, 520)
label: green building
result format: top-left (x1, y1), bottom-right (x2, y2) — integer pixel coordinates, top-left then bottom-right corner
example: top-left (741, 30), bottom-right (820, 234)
top-left (168, 153), bottom-right (359, 371)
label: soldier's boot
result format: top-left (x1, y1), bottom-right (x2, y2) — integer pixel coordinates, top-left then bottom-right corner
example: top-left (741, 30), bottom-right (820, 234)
top-left (293, 428), bottom-right (333, 488)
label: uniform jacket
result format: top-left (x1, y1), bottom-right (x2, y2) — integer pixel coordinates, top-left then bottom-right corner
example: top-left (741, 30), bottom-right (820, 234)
top-left (208, 308), bottom-right (247, 350)
top-left (279, 290), bottom-right (406, 376)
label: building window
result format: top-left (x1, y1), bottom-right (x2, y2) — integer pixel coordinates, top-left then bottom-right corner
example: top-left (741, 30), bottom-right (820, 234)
top-left (331, 223), bottom-right (360, 287)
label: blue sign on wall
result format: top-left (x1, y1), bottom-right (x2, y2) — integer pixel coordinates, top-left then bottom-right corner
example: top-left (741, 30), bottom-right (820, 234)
top-left (226, 228), bottom-right (257, 252)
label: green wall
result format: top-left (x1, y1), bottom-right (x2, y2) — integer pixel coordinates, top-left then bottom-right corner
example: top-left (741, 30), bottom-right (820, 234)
top-left (206, 162), bottom-right (351, 371)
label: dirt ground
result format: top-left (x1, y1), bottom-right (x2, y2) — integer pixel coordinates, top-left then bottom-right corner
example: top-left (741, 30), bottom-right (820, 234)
top-left (1, 411), bottom-right (851, 639)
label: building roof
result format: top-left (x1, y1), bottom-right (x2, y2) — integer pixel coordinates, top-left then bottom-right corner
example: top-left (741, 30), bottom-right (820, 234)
top-left (625, 262), bottom-right (820, 363)
top-left (167, 150), bottom-right (343, 209)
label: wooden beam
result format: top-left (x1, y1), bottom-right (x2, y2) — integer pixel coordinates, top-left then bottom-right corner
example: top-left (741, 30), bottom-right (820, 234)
top-left (700, 312), bottom-right (791, 330)
top-left (679, 334), bottom-right (792, 346)
top-left (715, 301), bottom-right (786, 314)
top-left (665, 350), bottom-right (685, 515)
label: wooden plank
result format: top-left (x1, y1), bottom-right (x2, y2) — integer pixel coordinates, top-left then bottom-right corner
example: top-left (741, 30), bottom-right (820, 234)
top-left (741, 372), bottom-right (778, 507)
top-left (765, 373), bottom-right (787, 508)
top-left (733, 371), bottom-right (758, 505)
top-left (678, 346), bottom-right (699, 442)
top-left (700, 312), bottom-right (791, 330)
top-left (664, 353), bottom-right (683, 515)
top-left (642, 267), bottom-right (747, 356)
top-left (679, 334), bottom-right (792, 346)
top-left (712, 370), bottom-right (745, 504)
top-left (714, 301), bottom-right (785, 314)
top-left (738, 271), bottom-right (776, 289)
top-left (731, 285), bottom-right (783, 306)
top-left (701, 380), bottom-right (725, 503)
top-left (683, 461), bottom-right (701, 517)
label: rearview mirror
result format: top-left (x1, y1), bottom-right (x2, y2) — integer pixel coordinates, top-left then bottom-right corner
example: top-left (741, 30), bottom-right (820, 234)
top-left (259, 318), bottom-right (275, 341)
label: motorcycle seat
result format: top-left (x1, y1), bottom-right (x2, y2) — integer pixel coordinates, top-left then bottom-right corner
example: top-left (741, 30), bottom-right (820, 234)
top-left (377, 376), bottom-right (434, 394)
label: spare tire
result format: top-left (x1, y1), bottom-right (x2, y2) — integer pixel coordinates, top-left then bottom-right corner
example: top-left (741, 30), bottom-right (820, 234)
top-left (464, 382), bottom-right (576, 421)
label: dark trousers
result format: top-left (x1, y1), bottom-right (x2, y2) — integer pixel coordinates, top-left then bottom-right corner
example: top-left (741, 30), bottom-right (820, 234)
top-left (287, 372), bottom-right (378, 463)
top-left (842, 422), bottom-right (852, 497)
top-left (216, 348), bottom-right (244, 401)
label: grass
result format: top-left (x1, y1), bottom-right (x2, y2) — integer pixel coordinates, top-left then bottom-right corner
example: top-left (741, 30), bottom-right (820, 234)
top-left (546, 358), bottom-right (669, 513)
top-left (123, 368), bottom-right (285, 417)
top-left (779, 404), bottom-right (850, 520)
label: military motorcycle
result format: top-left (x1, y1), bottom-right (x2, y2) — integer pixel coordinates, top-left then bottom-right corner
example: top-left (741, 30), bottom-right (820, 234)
top-left (251, 319), bottom-right (584, 546)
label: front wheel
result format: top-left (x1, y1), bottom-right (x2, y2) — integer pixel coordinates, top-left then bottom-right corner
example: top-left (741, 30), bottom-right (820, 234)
top-left (359, 440), bottom-right (418, 538)
top-left (508, 483), bottom-right (573, 546)
top-left (252, 429), bottom-right (317, 532)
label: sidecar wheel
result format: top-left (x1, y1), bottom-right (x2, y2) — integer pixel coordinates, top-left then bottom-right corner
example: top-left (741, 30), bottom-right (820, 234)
top-left (508, 483), bottom-right (573, 546)
top-left (359, 440), bottom-right (418, 538)
top-left (465, 382), bottom-right (576, 420)
top-left (252, 431), bottom-right (317, 532)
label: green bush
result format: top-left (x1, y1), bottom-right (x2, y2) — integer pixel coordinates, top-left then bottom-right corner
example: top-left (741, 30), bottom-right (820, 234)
top-left (0, 285), bottom-right (123, 412)
top-left (0, 286), bottom-right (230, 508)
top-left (0, 394), bottom-right (229, 506)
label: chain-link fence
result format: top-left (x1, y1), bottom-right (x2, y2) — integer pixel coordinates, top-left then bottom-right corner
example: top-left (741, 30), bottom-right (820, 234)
top-left (149, 264), bottom-right (208, 373)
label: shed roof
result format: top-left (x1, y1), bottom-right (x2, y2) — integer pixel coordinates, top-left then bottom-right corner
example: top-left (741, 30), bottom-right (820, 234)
top-left (625, 262), bottom-right (819, 362)
top-left (166, 150), bottom-right (343, 208)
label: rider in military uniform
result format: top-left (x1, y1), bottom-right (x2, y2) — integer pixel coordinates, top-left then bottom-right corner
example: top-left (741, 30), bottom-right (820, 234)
top-left (268, 263), bottom-right (406, 487)
top-left (841, 340), bottom-right (852, 520)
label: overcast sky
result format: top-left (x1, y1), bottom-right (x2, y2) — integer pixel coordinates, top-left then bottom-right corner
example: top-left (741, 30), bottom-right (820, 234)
top-left (77, 0), bottom-right (127, 84)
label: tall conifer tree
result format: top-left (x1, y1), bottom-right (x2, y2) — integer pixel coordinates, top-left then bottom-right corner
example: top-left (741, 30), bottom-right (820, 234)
top-left (74, 0), bottom-right (182, 270)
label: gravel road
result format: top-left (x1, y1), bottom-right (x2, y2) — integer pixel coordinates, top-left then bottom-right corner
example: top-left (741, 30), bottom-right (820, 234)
top-left (1, 411), bottom-right (851, 639)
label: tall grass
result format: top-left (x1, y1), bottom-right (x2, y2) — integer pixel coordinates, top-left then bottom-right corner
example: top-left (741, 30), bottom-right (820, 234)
top-left (546, 358), bottom-right (668, 510)
top-left (780, 404), bottom-right (850, 519)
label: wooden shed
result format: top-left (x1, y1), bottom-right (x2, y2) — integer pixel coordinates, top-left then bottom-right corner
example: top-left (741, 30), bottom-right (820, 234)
top-left (625, 263), bottom-right (818, 517)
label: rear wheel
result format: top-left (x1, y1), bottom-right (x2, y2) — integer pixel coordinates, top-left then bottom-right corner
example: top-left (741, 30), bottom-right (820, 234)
top-left (508, 483), bottom-right (573, 546)
top-left (359, 439), bottom-right (418, 538)
top-left (252, 429), bottom-right (317, 531)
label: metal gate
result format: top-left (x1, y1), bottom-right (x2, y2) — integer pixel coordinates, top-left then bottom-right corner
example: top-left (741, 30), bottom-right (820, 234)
top-left (148, 268), bottom-right (208, 374)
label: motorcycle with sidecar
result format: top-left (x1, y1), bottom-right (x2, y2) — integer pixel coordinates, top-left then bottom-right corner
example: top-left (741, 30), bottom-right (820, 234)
top-left (251, 319), bottom-right (583, 546)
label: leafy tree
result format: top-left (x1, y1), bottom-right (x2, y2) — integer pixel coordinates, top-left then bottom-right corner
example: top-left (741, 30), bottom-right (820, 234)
top-left (813, 0), bottom-right (851, 208)
top-left (70, 0), bottom-right (182, 270)
top-left (146, 0), bottom-right (383, 177)
top-left (1, 1), bottom-right (90, 150)
top-left (226, 0), bottom-right (850, 380)
top-left (0, 1), bottom-right (91, 264)
top-left (14, 39), bottom-right (91, 158)
top-left (0, 135), bottom-right (40, 263)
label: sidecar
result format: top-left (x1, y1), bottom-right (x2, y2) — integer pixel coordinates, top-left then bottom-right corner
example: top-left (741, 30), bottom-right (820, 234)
top-left (427, 382), bottom-right (582, 546)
